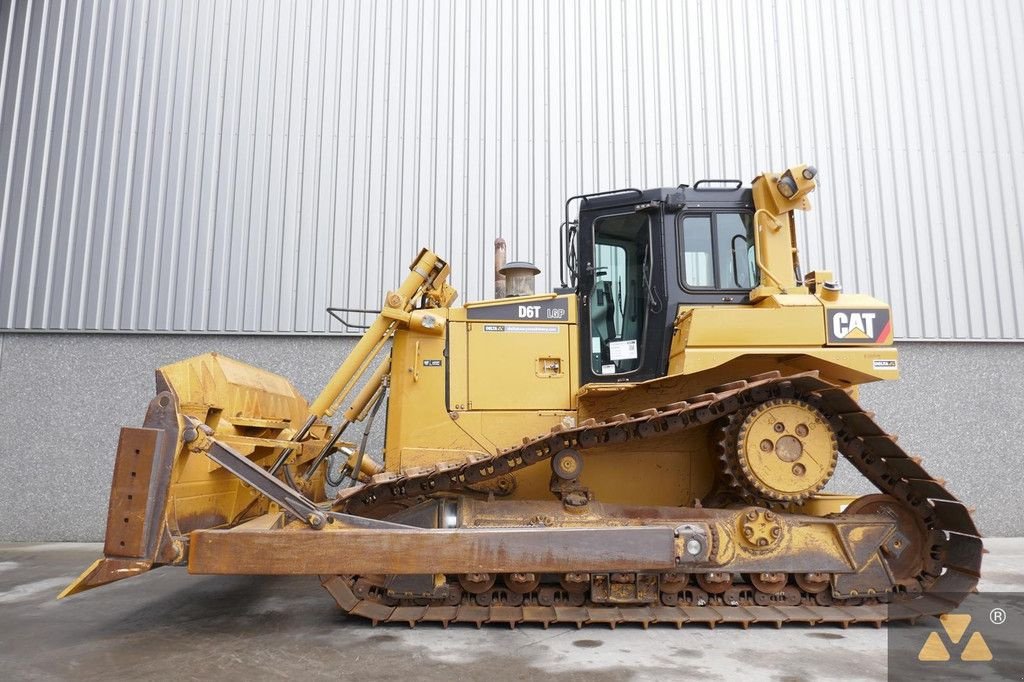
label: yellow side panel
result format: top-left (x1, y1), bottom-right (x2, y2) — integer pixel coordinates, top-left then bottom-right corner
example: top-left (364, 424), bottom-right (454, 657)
top-left (680, 305), bottom-right (825, 347)
top-left (398, 411), bottom-right (571, 468)
top-left (508, 428), bottom-right (716, 507)
top-left (384, 329), bottom-right (490, 470)
top-left (664, 347), bottom-right (899, 386)
top-left (466, 322), bottom-right (572, 410)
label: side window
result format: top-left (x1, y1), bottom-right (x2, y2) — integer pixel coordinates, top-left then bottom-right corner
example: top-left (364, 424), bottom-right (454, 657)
top-left (679, 212), bottom-right (756, 291)
top-left (681, 216), bottom-right (713, 287)
top-left (716, 213), bottom-right (756, 289)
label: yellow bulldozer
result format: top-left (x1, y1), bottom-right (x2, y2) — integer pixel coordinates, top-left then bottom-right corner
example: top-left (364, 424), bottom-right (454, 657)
top-left (61, 165), bottom-right (980, 627)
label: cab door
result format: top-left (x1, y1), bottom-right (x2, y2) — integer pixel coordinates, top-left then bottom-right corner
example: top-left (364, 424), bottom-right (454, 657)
top-left (577, 203), bottom-right (669, 385)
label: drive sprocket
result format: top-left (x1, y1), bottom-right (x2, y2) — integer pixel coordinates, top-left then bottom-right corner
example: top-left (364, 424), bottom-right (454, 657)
top-left (717, 398), bottom-right (838, 504)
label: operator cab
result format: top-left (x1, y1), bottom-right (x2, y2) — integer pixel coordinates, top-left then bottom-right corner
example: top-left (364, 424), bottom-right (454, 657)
top-left (563, 181), bottom-right (757, 386)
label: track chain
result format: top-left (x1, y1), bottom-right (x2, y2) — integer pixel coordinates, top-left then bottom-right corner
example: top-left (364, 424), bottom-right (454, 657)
top-left (327, 371), bottom-right (982, 627)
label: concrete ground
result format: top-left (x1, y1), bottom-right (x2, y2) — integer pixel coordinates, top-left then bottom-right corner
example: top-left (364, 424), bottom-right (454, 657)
top-left (1, 540), bottom-right (1022, 682)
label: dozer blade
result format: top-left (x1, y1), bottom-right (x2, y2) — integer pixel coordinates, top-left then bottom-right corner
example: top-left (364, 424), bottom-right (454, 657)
top-left (60, 396), bottom-right (182, 597)
top-left (59, 557), bottom-right (156, 599)
top-left (62, 353), bottom-right (330, 598)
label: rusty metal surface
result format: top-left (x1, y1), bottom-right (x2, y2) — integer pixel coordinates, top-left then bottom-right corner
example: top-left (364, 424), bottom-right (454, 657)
top-left (188, 500), bottom-right (894, 577)
top-left (189, 525), bottom-right (677, 575)
top-left (60, 391), bottom-right (182, 598)
top-left (319, 573), bottom-right (891, 629)
top-left (103, 428), bottom-right (162, 557)
top-left (136, 390), bottom-right (183, 558)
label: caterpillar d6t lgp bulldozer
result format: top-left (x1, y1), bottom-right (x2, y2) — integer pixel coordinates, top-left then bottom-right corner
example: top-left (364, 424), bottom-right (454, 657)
top-left (62, 165), bottom-right (981, 628)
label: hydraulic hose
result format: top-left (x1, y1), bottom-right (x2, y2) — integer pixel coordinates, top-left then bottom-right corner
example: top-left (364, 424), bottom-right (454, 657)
top-left (344, 388), bottom-right (388, 489)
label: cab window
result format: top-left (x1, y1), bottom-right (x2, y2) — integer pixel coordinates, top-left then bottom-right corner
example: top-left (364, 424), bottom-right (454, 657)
top-left (679, 212), bottom-right (755, 290)
top-left (681, 216), bottom-right (713, 287)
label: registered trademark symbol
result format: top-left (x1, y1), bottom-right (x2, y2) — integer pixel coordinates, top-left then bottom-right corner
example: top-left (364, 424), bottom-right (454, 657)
top-left (990, 607), bottom-right (1007, 625)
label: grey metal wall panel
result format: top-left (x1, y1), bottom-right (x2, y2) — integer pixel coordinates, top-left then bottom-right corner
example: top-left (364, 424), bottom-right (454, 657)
top-left (1, 0), bottom-right (1022, 339)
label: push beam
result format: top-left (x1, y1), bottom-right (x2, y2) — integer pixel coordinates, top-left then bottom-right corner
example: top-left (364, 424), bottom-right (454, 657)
top-left (189, 525), bottom-right (677, 575)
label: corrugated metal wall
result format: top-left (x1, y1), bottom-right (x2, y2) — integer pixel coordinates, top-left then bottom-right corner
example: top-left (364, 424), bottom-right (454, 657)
top-left (2, 0), bottom-right (1022, 339)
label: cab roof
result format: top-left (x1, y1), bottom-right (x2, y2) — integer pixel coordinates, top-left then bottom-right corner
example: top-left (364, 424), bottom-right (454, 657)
top-left (577, 183), bottom-right (754, 213)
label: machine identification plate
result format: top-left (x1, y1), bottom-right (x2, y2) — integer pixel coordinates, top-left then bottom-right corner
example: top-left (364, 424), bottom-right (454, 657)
top-left (826, 308), bottom-right (892, 344)
top-left (483, 324), bottom-right (559, 334)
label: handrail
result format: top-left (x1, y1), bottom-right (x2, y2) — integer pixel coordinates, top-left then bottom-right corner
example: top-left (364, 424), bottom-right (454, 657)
top-left (693, 179), bottom-right (743, 190)
top-left (562, 188), bottom-right (643, 288)
top-left (752, 208), bottom-right (785, 289)
top-left (326, 306), bottom-right (376, 331)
